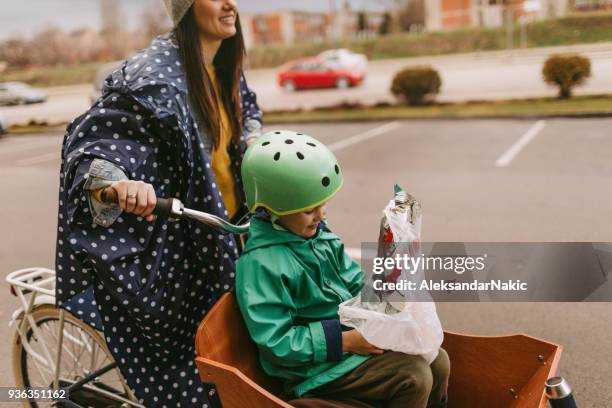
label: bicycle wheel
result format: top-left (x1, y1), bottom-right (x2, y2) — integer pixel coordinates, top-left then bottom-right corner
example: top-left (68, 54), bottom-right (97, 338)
top-left (12, 305), bottom-right (138, 408)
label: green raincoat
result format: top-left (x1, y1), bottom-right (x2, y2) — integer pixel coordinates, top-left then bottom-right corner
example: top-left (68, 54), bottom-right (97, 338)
top-left (236, 217), bottom-right (370, 397)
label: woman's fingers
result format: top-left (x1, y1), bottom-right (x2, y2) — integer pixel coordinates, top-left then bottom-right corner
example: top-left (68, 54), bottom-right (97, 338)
top-left (133, 185), bottom-right (148, 215)
top-left (125, 186), bottom-right (138, 213)
top-left (144, 184), bottom-right (157, 220)
top-left (111, 181), bottom-right (129, 210)
top-left (108, 180), bottom-right (156, 219)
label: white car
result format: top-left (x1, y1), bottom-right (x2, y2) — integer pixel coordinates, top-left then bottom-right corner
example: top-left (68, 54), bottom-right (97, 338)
top-left (0, 82), bottom-right (48, 106)
top-left (318, 49), bottom-right (368, 72)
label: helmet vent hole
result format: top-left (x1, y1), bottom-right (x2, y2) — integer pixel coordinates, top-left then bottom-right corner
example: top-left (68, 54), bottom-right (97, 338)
top-left (285, 139), bottom-right (294, 144)
top-left (274, 152), bottom-right (281, 161)
top-left (322, 177), bottom-right (330, 187)
top-left (307, 142), bottom-right (316, 147)
top-left (296, 152), bottom-right (304, 160)
top-left (335, 165), bottom-right (340, 174)
top-left (274, 131), bottom-right (281, 134)
top-left (262, 141), bottom-right (270, 146)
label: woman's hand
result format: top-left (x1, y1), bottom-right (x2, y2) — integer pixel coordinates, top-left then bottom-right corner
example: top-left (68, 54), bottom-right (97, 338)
top-left (105, 180), bottom-right (157, 221)
top-left (342, 330), bottom-right (385, 355)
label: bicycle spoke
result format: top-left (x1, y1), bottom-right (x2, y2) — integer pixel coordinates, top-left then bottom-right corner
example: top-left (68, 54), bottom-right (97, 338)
top-left (42, 320), bottom-right (87, 380)
top-left (25, 325), bottom-right (54, 386)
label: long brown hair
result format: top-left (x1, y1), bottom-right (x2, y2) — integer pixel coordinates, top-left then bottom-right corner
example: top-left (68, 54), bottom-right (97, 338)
top-left (175, 6), bottom-right (245, 149)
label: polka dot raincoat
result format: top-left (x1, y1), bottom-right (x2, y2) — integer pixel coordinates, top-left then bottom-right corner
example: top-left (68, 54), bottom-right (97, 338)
top-left (55, 34), bottom-right (262, 407)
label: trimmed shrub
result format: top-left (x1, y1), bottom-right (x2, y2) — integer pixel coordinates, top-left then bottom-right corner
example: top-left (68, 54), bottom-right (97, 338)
top-left (542, 54), bottom-right (591, 99)
top-left (391, 66), bottom-right (442, 105)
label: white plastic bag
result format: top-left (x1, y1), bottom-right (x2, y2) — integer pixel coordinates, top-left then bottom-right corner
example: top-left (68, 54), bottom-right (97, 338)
top-left (339, 295), bottom-right (443, 363)
top-left (338, 185), bottom-right (443, 364)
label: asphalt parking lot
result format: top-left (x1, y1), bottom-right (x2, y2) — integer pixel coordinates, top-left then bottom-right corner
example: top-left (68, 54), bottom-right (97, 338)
top-left (0, 118), bottom-right (611, 406)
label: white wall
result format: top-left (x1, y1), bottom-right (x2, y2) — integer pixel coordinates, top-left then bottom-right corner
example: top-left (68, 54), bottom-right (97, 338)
top-left (240, 14), bottom-right (254, 50)
top-left (280, 10), bottom-right (296, 45)
top-left (424, 0), bottom-right (442, 31)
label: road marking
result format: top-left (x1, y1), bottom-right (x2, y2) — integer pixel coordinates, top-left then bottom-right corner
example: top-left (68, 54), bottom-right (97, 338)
top-left (328, 121), bottom-right (402, 152)
top-left (0, 139), bottom-right (60, 155)
top-left (16, 152), bottom-right (59, 166)
top-left (495, 120), bottom-right (547, 167)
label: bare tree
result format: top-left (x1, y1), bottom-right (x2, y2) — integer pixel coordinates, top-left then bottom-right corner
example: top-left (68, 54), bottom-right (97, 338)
top-left (357, 11), bottom-right (368, 34)
top-left (140, 7), bottom-right (172, 42)
top-left (100, 0), bottom-right (130, 60)
top-left (0, 37), bottom-right (32, 67)
top-left (30, 28), bottom-right (71, 66)
top-left (399, 0), bottom-right (425, 32)
top-left (379, 12), bottom-right (392, 35)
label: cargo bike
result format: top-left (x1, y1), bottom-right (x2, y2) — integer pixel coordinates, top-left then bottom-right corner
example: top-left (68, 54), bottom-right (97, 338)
top-left (8, 198), bottom-right (566, 407)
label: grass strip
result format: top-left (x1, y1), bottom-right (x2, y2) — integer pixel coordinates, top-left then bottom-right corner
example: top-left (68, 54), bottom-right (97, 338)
top-left (264, 94), bottom-right (612, 124)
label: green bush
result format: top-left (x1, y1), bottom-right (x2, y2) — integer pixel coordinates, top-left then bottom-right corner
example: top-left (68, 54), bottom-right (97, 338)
top-left (542, 54), bottom-right (591, 98)
top-left (391, 66), bottom-right (442, 105)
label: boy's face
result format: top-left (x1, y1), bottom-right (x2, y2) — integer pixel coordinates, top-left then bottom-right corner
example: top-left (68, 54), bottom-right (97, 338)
top-left (277, 203), bottom-right (327, 239)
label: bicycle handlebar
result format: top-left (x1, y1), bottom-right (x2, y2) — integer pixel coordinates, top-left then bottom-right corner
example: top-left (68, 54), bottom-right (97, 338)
top-left (100, 187), bottom-right (250, 234)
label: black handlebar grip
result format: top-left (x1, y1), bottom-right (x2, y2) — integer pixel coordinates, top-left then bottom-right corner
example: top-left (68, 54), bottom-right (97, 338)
top-left (153, 198), bottom-right (174, 218)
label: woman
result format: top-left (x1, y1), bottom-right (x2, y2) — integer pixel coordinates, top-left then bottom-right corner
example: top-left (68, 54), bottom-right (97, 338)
top-left (55, 0), bottom-right (262, 406)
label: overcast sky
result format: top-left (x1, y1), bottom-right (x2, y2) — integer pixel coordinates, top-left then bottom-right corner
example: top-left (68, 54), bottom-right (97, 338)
top-left (0, 0), bottom-right (391, 39)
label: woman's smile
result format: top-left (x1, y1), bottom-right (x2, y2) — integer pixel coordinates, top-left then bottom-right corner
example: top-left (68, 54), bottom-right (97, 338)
top-left (219, 14), bottom-right (236, 25)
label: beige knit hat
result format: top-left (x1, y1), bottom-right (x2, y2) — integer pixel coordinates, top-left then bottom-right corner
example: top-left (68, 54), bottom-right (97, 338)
top-left (163, 0), bottom-right (195, 26)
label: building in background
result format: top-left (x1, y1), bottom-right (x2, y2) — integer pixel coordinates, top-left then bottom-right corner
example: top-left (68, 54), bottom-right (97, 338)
top-left (240, 5), bottom-right (386, 48)
top-left (573, 0), bottom-right (612, 11)
top-left (423, 0), bottom-right (570, 31)
top-left (239, 0), bottom-right (607, 47)
top-left (241, 10), bottom-right (331, 47)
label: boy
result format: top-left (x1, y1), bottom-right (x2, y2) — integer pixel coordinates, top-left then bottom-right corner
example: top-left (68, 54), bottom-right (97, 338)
top-left (236, 130), bottom-right (449, 408)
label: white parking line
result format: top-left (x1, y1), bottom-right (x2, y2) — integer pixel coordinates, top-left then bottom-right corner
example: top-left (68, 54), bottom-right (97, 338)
top-left (328, 121), bottom-right (402, 152)
top-left (16, 152), bottom-right (59, 166)
top-left (495, 120), bottom-right (547, 167)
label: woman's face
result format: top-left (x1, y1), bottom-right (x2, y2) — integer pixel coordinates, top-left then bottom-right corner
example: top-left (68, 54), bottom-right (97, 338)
top-left (193, 0), bottom-right (238, 42)
top-left (277, 203), bottom-right (327, 239)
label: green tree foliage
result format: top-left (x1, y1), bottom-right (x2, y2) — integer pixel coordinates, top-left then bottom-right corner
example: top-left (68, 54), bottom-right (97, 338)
top-left (542, 54), bottom-right (591, 98)
top-left (391, 66), bottom-right (442, 105)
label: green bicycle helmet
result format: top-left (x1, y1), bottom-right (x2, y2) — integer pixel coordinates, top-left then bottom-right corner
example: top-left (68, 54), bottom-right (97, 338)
top-left (242, 130), bottom-right (343, 215)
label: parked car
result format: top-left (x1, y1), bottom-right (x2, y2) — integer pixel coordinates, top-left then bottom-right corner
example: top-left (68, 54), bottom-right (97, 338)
top-left (318, 48), bottom-right (368, 71)
top-left (0, 82), bottom-right (47, 106)
top-left (277, 57), bottom-right (366, 92)
top-left (0, 112), bottom-right (7, 136)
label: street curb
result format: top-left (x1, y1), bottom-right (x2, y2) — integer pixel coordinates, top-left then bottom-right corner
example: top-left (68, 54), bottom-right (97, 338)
top-left (264, 111), bottom-right (612, 125)
top-left (7, 110), bottom-right (612, 135)
top-left (7, 124), bottom-right (67, 135)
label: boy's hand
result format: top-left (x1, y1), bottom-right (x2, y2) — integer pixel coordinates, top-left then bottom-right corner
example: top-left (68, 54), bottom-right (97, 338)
top-left (342, 330), bottom-right (385, 355)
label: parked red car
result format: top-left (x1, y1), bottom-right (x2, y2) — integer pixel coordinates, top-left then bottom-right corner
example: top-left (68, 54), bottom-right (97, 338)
top-left (277, 57), bottom-right (366, 92)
